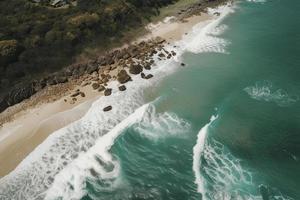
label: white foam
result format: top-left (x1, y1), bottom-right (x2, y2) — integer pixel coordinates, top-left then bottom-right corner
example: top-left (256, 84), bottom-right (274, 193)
top-left (133, 104), bottom-right (191, 141)
top-left (244, 80), bottom-right (299, 107)
top-left (177, 4), bottom-right (234, 54)
top-left (44, 103), bottom-right (150, 200)
top-left (192, 115), bottom-right (217, 198)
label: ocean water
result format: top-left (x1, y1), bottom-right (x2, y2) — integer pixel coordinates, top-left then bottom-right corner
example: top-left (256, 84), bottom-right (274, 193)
top-left (0, 0), bottom-right (299, 200)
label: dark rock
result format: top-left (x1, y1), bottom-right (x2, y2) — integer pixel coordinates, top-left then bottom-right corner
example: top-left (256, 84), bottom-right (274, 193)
top-left (98, 85), bottom-right (105, 92)
top-left (144, 63), bottom-right (151, 70)
top-left (167, 54), bottom-right (172, 59)
top-left (104, 88), bottom-right (112, 96)
top-left (92, 83), bottom-right (100, 90)
top-left (119, 85), bottom-right (126, 91)
top-left (55, 75), bottom-right (67, 84)
top-left (144, 74), bottom-right (153, 79)
top-left (158, 53), bottom-right (165, 58)
top-left (141, 73), bottom-right (145, 79)
top-left (181, 63), bottom-right (186, 67)
top-left (80, 92), bottom-right (85, 97)
top-left (86, 62), bottom-right (98, 74)
top-left (103, 105), bottom-right (112, 112)
top-left (214, 12), bottom-right (221, 16)
top-left (129, 64), bottom-right (143, 74)
top-left (71, 91), bottom-right (80, 97)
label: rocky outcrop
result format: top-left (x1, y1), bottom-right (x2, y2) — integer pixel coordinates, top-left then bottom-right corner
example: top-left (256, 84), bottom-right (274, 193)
top-left (117, 70), bottom-right (132, 84)
top-left (0, 37), bottom-right (167, 113)
top-left (129, 64), bottom-right (143, 74)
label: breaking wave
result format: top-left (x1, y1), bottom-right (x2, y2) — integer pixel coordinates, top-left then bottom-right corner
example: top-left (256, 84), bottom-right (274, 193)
top-left (133, 104), bottom-right (191, 141)
top-left (244, 81), bottom-right (299, 107)
top-left (178, 4), bottom-right (234, 54)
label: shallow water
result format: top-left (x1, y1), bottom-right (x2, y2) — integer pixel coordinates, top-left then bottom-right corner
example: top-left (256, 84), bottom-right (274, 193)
top-left (0, 0), bottom-right (299, 199)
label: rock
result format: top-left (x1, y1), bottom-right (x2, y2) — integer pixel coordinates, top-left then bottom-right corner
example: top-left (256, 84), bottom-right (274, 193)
top-left (71, 91), bottom-right (80, 97)
top-left (55, 75), bottom-right (68, 84)
top-left (72, 97), bottom-right (77, 102)
top-left (80, 92), bottom-right (85, 97)
top-left (129, 64), bottom-right (143, 74)
top-left (98, 85), bottom-right (105, 92)
top-left (144, 74), bottom-right (153, 79)
top-left (104, 88), bottom-right (112, 96)
top-left (92, 83), bottom-right (100, 90)
top-left (82, 81), bottom-right (91, 86)
top-left (181, 63), bottom-right (186, 67)
top-left (167, 54), bottom-right (172, 59)
top-left (119, 85), bottom-right (126, 91)
top-left (171, 51), bottom-right (176, 56)
top-left (214, 12), bottom-right (221, 16)
top-left (141, 73), bottom-right (145, 79)
top-left (117, 70), bottom-right (132, 84)
top-left (144, 63), bottom-right (151, 70)
top-left (103, 105), bottom-right (112, 112)
top-left (158, 53), bottom-right (165, 58)
top-left (86, 62), bottom-right (98, 74)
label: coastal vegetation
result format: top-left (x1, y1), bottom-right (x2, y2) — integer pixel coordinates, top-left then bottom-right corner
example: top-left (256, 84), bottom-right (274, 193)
top-left (0, 0), bottom-right (177, 100)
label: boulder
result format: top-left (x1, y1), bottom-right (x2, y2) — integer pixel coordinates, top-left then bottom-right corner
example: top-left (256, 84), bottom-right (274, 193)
top-left (103, 105), bottom-right (112, 112)
top-left (104, 88), bottom-right (112, 96)
top-left (141, 73), bottom-right (145, 79)
top-left (144, 74), bottom-right (153, 79)
top-left (158, 53), bottom-right (165, 58)
top-left (86, 62), bottom-right (98, 74)
top-left (92, 83), bottom-right (100, 90)
top-left (117, 70), bottom-right (132, 84)
top-left (129, 64), bottom-right (143, 74)
top-left (80, 92), bottom-right (86, 97)
top-left (144, 63), bottom-right (151, 70)
top-left (98, 85), bottom-right (105, 92)
top-left (119, 85), bottom-right (126, 91)
top-left (181, 63), bottom-right (186, 67)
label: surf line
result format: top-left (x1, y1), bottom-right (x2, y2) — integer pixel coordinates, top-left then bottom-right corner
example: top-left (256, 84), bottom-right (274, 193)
top-left (192, 115), bottom-right (217, 199)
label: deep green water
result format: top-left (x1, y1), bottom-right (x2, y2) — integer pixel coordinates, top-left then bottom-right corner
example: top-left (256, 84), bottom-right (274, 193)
top-left (76, 1), bottom-right (300, 199)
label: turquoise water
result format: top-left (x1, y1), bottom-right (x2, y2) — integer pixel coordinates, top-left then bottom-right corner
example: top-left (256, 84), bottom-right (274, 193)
top-left (0, 0), bottom-right (299, 199)
top-left (78, 0), bottom-right (300, 199)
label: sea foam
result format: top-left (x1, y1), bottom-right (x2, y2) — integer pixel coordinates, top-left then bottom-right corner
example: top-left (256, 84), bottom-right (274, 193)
top-left (244, 80), bottom-right (299, 107)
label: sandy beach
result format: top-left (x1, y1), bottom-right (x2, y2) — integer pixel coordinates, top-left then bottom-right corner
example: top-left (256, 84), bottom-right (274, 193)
top-left (0, 11), bottom-right (214, 177)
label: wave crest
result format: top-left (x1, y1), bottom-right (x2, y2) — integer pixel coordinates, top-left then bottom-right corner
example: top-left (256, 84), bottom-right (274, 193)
top-left (244, 81), bottom-right (299, 107)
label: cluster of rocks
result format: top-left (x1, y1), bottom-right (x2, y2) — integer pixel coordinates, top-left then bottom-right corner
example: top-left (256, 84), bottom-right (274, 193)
top-left (0, 36), bottom-right (179, 113)
top-left (176, 0), bottom-right (230, 21)
top-left (64, 37), bottom-right (180, 112)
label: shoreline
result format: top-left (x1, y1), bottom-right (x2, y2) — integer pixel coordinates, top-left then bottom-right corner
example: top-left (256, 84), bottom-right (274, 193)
top-left (0, 1), bottom-right (228, 178)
